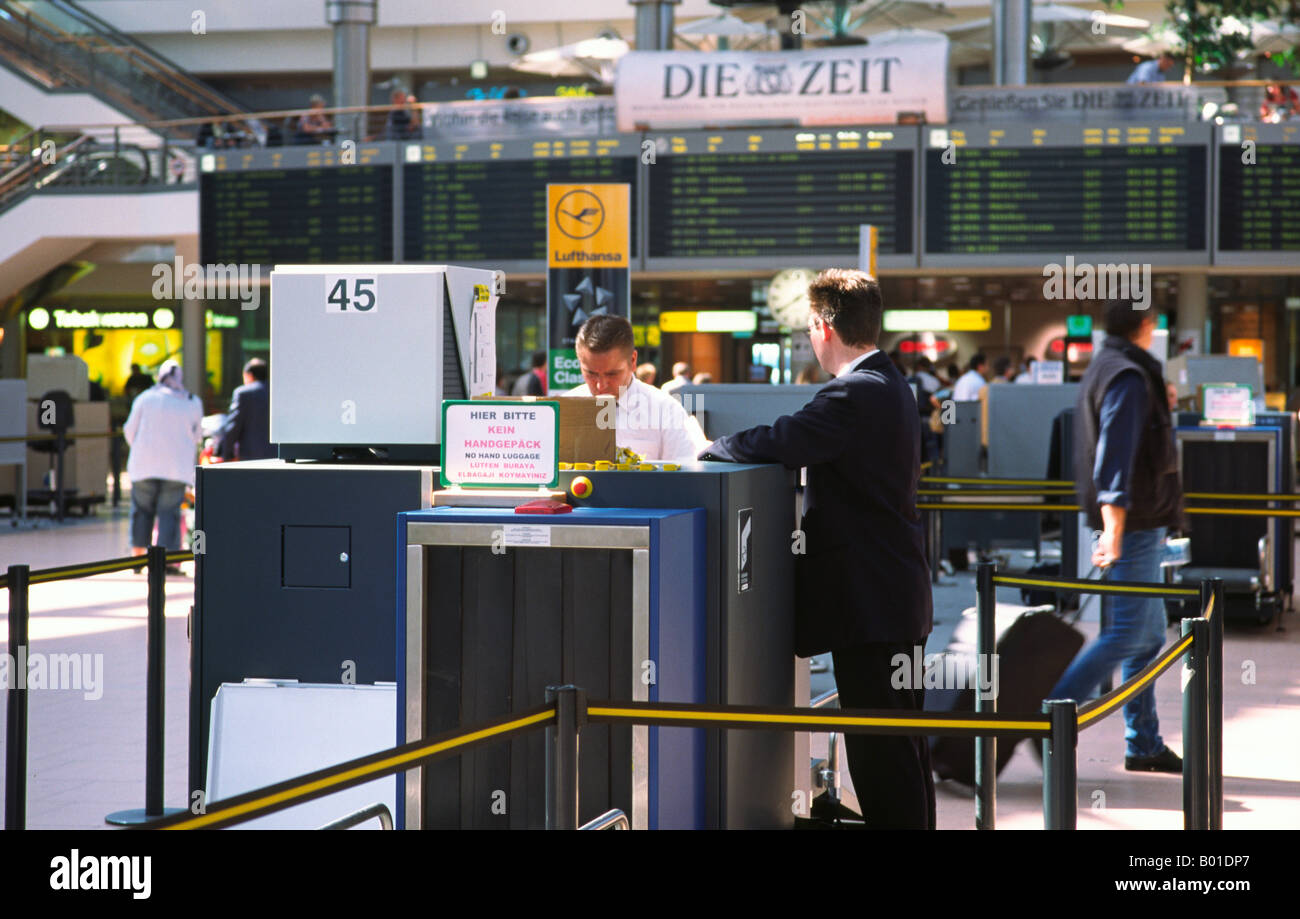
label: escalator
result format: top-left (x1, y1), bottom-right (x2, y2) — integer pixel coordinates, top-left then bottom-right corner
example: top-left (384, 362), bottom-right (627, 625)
top-left (0, 0), bottom-right (245, 132)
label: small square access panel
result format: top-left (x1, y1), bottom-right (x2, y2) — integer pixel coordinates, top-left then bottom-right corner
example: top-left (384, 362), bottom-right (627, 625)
top-left (282, 525), bottom-right (351, 588)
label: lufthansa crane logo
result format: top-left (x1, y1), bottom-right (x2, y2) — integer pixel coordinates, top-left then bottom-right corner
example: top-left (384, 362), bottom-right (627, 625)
top-left (554, 189), bottom-right (605, 240)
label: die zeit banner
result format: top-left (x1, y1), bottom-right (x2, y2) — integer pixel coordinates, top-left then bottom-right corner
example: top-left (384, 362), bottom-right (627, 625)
top-left (546, 183), bottom-right (631, 392)
top-left (615, 40), bottom-right (949, 131)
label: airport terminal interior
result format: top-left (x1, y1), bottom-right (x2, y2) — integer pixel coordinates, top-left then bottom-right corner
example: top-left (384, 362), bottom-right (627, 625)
top-left (0, 0), bottom-right (1298, 834)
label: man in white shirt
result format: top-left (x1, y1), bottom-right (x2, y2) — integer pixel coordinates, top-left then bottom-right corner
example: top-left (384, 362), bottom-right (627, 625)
top-left (1015, 355), bottom-right (1037, 383)
top-left (660, 362), bottom-right (692, 395)
top-left (566, 316), bottom-right (708, 462)
top-left (952, 353), bottom-right (989, 401)
top-left (123, 359), bottom-right (203, 561)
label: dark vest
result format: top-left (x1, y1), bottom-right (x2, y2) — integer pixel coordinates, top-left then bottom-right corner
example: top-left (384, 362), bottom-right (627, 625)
top-left (1076, 338), bottom-right (1184, 532)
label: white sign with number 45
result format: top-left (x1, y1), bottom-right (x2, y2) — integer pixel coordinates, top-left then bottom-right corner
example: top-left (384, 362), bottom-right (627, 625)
top-left (325, 276), bottom-right (378, 313)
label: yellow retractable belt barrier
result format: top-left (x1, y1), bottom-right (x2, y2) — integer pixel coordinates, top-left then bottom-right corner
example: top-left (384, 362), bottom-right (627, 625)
top-left (1184, 491), bottom-right (1300, 502)
top-left (1186, 506), bottom-right (1300, 518)
top-left (993, 574), bottom-right (1199, 598)
top-left (921, 476), bottom-right (1074, 487)
top-left (2, 551), bottom-right (193, 589)
top-left (918, 502), bottom-right (1084, 512)
top-left (1078, 633), bottom-right (1195, 728)
top-left (918, 489), bottom-right (1076, 497)
top-left (584, 701), bottom-right (1050, 736)
top-left (150, 706), bottom-right (556, 830)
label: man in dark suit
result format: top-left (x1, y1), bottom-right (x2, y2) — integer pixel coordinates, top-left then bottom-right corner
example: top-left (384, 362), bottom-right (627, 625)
top-left (698, 268), bottom-right (934, 828)
top-left (217, 358), bottom-right (274, 461)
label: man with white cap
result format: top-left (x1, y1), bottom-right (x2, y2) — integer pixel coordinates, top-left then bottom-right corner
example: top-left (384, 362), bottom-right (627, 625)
top-left (123, 359), bottom-right (203, 570)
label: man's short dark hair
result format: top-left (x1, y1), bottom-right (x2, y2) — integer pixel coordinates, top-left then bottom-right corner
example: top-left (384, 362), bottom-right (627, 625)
top-left (917, 356), bottom-right (933, 371)
top-left (244, 357), bottom-right (268, 382)
top-left (969, 352), bottom-right (987, 371)
top-left (1104, 299), bottom-right (1154, 339)
top-left (807, 269), bottom-right (882, 347)
top-left (530, 350), bottom-right (547, 369)
top-left (575, 314), bottom-right (634, 357)
top-left (993, 356), bottom-right (1012, 377)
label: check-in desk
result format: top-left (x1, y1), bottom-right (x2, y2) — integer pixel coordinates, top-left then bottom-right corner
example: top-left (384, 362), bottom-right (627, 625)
top-left (398, 462), bottom-right (797, 830)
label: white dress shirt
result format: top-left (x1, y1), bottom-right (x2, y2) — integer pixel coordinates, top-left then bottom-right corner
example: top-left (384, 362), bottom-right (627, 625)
top-left (952, 368), bottom-right (987, 401)
top-left (836, 349), bottom-right (879, 378)
top-left (567, 375), bottom-right (709, 462)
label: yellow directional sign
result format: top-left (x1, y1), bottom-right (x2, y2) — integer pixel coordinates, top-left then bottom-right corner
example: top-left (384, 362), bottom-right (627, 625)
top-left (548, 184), bottom-right (630, 269)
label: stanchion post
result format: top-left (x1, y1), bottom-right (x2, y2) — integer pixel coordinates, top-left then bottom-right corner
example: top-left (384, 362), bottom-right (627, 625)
top-left (144, 545), bottom-right (166, 816)
top-left (106, 546), bottom-right (182, 824)
top-left (110, 433), bottom-right (122, 508)
top-left (1042, 699), bottom-right (1077, 830)
top-left (974, 560), bottom-right (996, 830)
top-left (53, 430), bottom-right (66, 522)
top-left (4, 565), bottom-right (30, 830)
top-left (1182, 617), bottom-right (1210, 831)
top-left (545, 684), bottom-right (584, 830)
top-left (928, 506), bottom-right (940, 584)
top-left (1202, 579), bottom-right (1224, 830)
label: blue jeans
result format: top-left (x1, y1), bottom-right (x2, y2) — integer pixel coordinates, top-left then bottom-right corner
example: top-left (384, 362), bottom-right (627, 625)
top-left (1049, 526), bottom-right (1168, 758)
top-left (131, 478), bottom-right (186, 550)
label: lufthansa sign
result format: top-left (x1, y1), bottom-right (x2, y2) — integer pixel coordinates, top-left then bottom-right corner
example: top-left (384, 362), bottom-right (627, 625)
top-left (547, 184), bottom-right (629, 268)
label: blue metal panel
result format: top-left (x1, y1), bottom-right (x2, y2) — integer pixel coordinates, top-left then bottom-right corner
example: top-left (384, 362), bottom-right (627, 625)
top-left (396, 504), bottom-right (707, 829)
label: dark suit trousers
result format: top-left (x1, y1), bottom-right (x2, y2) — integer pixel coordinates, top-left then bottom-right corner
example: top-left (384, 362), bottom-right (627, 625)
top-left (832, 642), bottom-right (936, 829)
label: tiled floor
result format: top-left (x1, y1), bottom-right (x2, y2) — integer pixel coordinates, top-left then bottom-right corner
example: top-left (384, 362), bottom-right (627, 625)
top-left (1, 507), bottom-right (1297, 829)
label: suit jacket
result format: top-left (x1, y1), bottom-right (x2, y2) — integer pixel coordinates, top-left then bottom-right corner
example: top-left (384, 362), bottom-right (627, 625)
top-left (702, 351), bottom-right (932, 656)
top-left (217, 380), bottom-right (274, 461)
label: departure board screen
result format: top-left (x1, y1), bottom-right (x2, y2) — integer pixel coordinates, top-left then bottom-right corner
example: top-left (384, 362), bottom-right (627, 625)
top-left (199, 145), bottom-right (394, 266)
top-left (645, 127), bottom-right (916, 269)
top-left (403, 136), bottom-right (640, 267)
top-left (922, 123), bottom-right (1210, 268)
top-left (1216, 123), bottom-right (1300, 263)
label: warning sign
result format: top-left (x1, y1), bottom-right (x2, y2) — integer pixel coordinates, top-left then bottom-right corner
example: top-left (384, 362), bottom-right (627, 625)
top-left (440, 400), bottom-right (560, 488)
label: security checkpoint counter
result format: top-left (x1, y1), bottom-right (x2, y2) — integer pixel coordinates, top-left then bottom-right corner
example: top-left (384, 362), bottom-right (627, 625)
top-left (397, 461), bottom-right (799, 830)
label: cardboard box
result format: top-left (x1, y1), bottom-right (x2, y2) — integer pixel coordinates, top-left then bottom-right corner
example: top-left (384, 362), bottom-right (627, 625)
top-left (486, 395), bottom-right (617, 463)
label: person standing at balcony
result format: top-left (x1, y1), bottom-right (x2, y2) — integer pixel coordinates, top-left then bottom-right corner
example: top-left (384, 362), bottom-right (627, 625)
top-left (297, 94), bottom-right (334, 144)
top-left (1127, 50), bottom-right (1175, 84)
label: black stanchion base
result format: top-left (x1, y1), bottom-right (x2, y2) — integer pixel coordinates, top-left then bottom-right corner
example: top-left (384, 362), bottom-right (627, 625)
top-left (105, 806), bottom-right (186, 826)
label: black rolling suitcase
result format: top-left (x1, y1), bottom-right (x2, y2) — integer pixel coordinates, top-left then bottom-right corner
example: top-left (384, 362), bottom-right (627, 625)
top-left (930, 609), bottom-right (1084, 786)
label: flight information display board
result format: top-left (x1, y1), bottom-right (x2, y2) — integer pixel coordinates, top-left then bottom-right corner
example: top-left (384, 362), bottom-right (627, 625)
top-left (921, 123), bottom-right (1211, 268)
top-left (199, 145), bottom-right (395, 266)
top-left (1215, 123), bottom-right (1300, 265)
top-left (402, 136), bottom-right (640, 270)
top-left (644, 126), bottom-right (917, 270)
